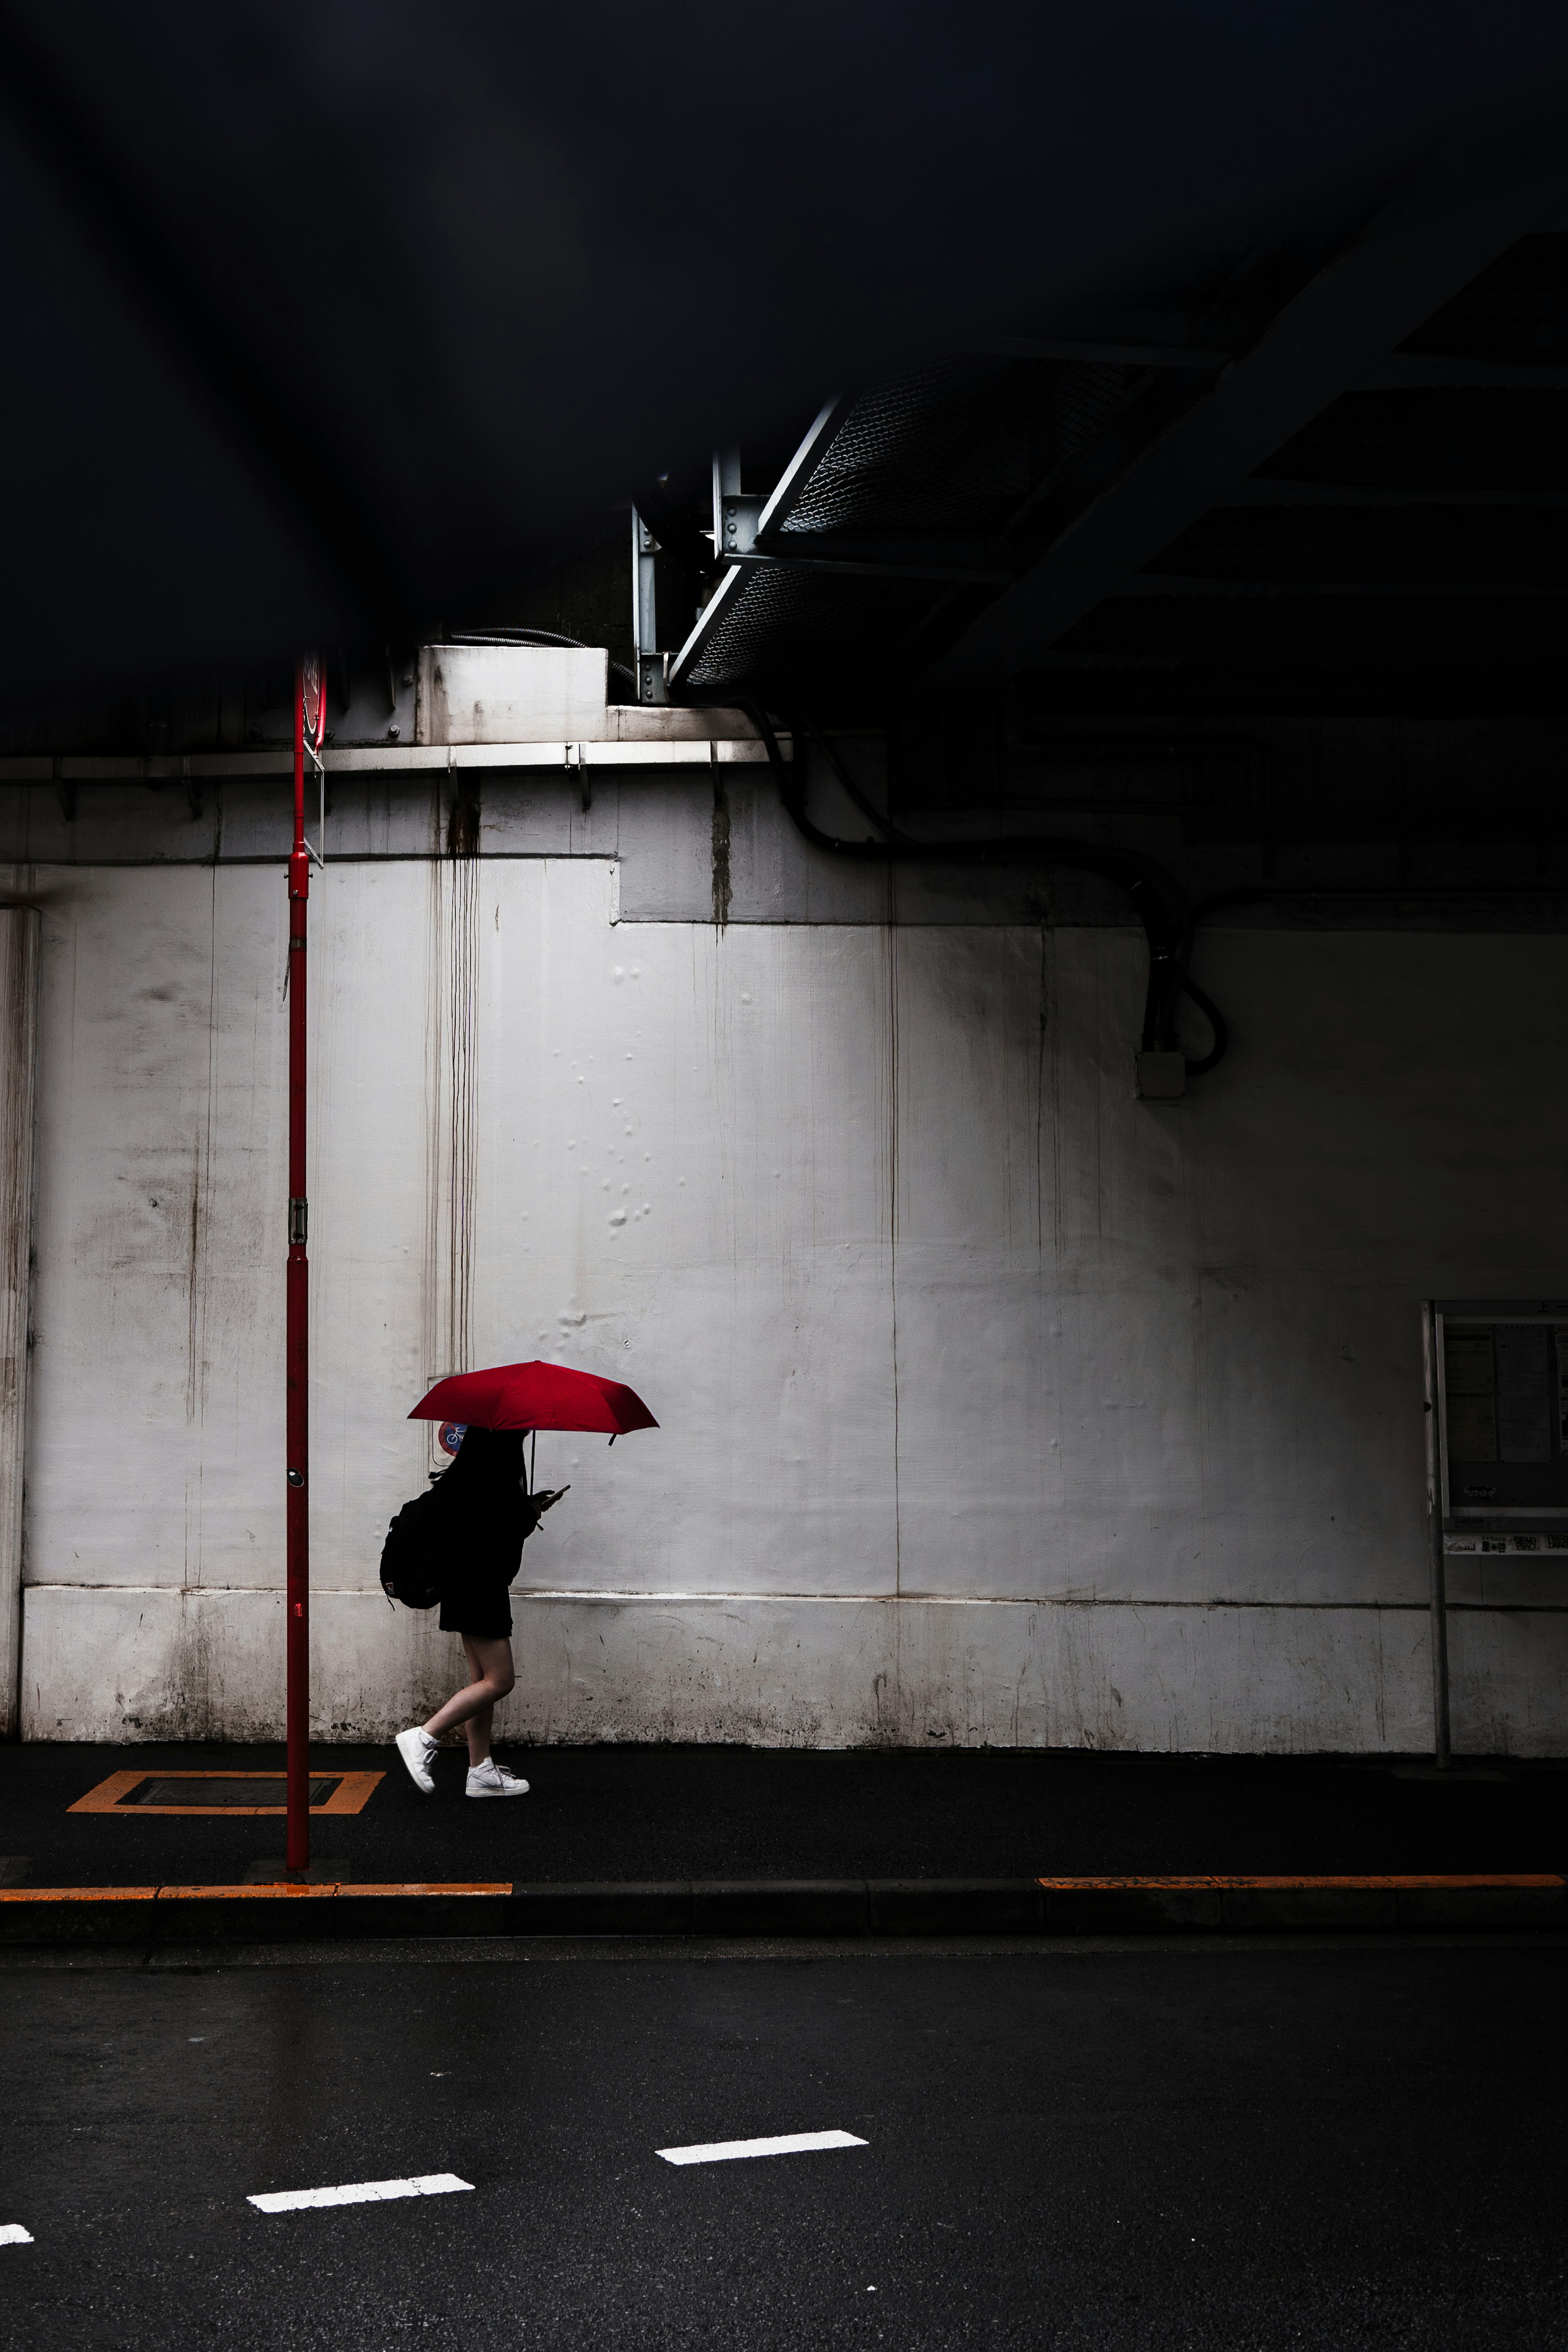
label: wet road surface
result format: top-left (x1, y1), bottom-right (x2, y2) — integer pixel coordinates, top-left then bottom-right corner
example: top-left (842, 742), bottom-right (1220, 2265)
top-left (2, 1938), bottom-right (1565, 2349)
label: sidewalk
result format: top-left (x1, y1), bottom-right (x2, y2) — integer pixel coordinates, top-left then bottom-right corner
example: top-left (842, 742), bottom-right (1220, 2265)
top-left (5, 1737), bottom-right (1567, 1886)
top-left (2, 1740), bottom-right (1563, 1942)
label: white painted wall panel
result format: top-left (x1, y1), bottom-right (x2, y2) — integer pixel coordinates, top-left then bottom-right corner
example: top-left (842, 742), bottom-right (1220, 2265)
top-left (416, 644), bottom-right (608, 744)
top-left (464, 881), bottom-right (902, 1599)
top-left (18, 844), bottom-right (1568, 1751)
top-left (28, 867), bottom-right (288, 1593)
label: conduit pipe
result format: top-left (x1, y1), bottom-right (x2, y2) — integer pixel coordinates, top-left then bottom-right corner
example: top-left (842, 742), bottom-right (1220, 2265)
top-left (729, 699), bottom-right (1228, 1078)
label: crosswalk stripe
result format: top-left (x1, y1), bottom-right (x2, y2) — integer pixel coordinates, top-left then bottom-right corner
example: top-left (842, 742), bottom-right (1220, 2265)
top-left (247, 2173), bottom-right (473, 2214)
top-left (657, 2130), bottom-right (867, 2167)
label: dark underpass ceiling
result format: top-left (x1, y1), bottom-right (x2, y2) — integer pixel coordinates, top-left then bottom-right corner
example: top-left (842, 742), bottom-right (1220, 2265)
top-left (664, 144), bottom-right (1568, 723)
top-left (8, 80), bottom-right (1568, 916)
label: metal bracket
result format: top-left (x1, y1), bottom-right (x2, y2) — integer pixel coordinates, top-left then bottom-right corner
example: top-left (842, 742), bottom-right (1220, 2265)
top-left (1135, 1049), bottom-right (1186, 1100)
top-left (717, 492), bottom-right (765, 559)
top-left (711, 444), bottom-right (764, 561)
top-left (289, 1197), bottom-right (308, 1246)
top-left (302, 738), bottom-right (326, 868)
top-left (566, 741), bottom-right (590, 814)
top-left (631, 506), bottom-right (669, 704)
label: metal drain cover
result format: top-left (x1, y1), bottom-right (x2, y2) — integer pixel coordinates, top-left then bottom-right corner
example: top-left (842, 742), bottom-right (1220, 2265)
top-left (127, 1777), bottom-right (339, 1808)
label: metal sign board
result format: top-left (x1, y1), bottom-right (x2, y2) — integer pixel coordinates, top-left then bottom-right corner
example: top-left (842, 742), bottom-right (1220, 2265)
top-left (301, 650), bottom-right (327, 753)
top-left (1432, 1299), bottom-right (1568, 1548)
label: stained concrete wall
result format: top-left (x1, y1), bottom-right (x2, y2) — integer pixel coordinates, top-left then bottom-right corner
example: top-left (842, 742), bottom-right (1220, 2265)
top-left (11, 779), bottom-right (1566, 1751)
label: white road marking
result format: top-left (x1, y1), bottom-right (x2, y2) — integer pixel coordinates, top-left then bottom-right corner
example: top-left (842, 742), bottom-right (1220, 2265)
top-left (657, 2130), bottom-right (868, 2167)
top-left (0, 2225), bottom-right (34, 2246)
top-left (247, 2173), bottom-right (473, 2214)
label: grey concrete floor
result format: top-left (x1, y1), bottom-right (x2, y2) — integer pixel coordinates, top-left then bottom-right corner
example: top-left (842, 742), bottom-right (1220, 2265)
top-left (2, 1939), bottom-right (1565, 2350)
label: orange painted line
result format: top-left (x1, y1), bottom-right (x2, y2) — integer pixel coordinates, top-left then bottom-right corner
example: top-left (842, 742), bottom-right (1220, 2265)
top-left (69, 1770), bottom-right (159, 1814)
top-left (0, 1886), bottom-right (158, 1902)
top-left (0, 1881), bottom-right (510, 1903)
top-left (312, 1772), bottom-right (384, 1816)
top-left (155, 1882), bottom-right (514, 1900)
top-left (1036, 1873), bottom-right (1564, 1891)
top-left (68, 1768), bottom-right (385, 1817)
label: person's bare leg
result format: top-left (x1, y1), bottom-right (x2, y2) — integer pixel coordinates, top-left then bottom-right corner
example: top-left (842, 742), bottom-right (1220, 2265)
top-left (459, 1636), bottom-right (494, 1767)
top-left (421, 1636), bottom-right (515, 1763)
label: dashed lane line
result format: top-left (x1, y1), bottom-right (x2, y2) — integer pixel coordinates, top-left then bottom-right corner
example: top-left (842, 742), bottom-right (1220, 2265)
top-left (0, 2225), bottom-right (34, 2245)
top-left (247, 2173), bottom-right (474, 2214)
top-left (657, 2130), bottom-right (868, 2167)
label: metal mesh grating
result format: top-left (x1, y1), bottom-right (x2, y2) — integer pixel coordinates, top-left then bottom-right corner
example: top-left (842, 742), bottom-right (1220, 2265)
top-left (682, 564), bottom-right (934, 688)
top-left (680, 352), bottom-right (1143, 686)
top-left (782, 358), bottom-right (1138, 537)
top-left (126, 1776), bottom-right (339, 1807)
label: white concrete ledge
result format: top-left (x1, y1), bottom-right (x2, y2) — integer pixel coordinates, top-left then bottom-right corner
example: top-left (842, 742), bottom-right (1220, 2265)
top-left (20, 1584), bottom-right (1568, 1753)
top-left (0, 705), bottom-right (791, 785)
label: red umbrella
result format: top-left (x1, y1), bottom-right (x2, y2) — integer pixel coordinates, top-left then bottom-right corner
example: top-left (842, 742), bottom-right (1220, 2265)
top-left (410, 1361), bottom-right (657, 1440)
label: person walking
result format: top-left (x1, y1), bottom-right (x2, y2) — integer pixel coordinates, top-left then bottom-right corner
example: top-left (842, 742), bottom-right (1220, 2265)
top-left (394, 1425), bottom-right (564, 1799)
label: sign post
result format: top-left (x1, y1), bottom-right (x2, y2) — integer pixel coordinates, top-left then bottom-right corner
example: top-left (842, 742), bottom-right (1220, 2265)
top-left (285, 654), bottom-right (324, 1870)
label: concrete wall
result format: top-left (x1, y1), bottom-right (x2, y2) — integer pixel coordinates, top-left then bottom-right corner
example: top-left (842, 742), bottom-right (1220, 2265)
top-left (12, 781), bottom-right (1566, 1752)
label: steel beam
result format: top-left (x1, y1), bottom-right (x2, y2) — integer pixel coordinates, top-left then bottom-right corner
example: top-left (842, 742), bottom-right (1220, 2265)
top-left (727, 546), bottom-right (1011, 584)
top-left (1120, 575), bottom-right (1568, 598)
top-left (630, 507), bottom-right (666, 706)
top-left (1223, 480), bottom-right (1568, 507)
top-left (753, 398), bottom-right (845, 546)
top-left (927, 137), bottom-right (1568, 691)
top-left (668, 564), bottom-right (748, 691)
top-left (978, 335), bottom-right (1231, 370)
top-left (1362, 354), bottom-right (1568, 389)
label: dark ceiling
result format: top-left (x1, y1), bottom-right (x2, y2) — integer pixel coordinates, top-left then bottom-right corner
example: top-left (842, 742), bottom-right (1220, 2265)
top-left (6, 4), bottom-right (1568, 698)
top-left (663, 151), bottom-right (1568, 723)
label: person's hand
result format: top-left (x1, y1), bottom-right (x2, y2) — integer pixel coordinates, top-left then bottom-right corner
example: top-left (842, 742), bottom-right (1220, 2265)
top-left (535, 1485), bottom-right (570, 1512)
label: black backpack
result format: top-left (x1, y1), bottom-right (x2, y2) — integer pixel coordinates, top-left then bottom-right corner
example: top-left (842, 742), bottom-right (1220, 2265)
top-left (379, 1488), bottom-right (447, 1611)
top-left (379, 1473), bottom-right (551, 1610)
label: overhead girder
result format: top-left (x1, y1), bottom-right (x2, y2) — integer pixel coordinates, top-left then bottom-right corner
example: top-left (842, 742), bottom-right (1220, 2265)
top-left (923, 131), bottom-right (1568, 693)
top-left (1022, 655), bottom-right (1568, 718)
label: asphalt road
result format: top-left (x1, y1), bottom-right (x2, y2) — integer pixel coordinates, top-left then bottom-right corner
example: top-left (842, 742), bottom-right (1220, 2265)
top-left (2, 1939), bottom-right (1565, 2350)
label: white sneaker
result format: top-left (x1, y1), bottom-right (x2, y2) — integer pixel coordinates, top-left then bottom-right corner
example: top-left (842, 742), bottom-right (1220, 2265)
top-left (396, 1726), bottom-right (439, 1794)
top-left (466, 1760), bottom-right (530, 1800)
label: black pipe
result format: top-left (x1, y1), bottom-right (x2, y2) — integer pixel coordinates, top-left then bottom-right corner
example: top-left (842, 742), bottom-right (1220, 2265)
top-left (727, 698), bottom-right (1227, 1078)
top-left (671, 688), bottom-right (1568, 1085)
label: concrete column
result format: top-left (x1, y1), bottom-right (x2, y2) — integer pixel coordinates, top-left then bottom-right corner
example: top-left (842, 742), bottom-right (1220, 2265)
top-left (0, 910), bottom-right (38, 1737)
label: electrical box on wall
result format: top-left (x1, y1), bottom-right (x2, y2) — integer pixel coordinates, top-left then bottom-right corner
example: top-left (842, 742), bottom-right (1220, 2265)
top-left (1432, 1299), bottom-right (1568, 1559)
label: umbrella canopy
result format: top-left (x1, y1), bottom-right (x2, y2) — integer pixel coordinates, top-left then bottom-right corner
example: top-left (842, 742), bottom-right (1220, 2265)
top-left (410, 1361), bottom-right (658, 1438)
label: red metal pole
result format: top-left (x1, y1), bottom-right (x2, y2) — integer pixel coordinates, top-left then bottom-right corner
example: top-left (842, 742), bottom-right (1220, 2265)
top-left (285, 659), bottom-right (311, 1871)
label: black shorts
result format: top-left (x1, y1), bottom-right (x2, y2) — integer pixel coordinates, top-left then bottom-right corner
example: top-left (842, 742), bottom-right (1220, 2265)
top-left (438, 1585), bottom-right (514, 1639)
